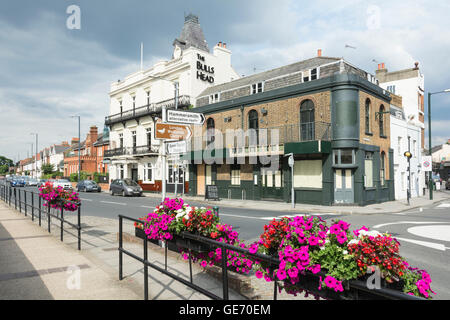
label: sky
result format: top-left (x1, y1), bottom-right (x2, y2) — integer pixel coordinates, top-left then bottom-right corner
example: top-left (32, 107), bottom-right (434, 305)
top-left (1, 0), bottom-right (450, 163)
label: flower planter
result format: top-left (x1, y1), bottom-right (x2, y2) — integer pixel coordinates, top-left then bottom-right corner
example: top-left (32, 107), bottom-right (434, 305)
top-left (171, 233), bottom-right (214, 253)
top-left (135, 227), bottom-right (160, 246)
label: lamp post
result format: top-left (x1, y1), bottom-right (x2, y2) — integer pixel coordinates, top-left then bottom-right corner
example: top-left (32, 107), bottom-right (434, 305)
top-left (30, 133), bottom-right (38, 178)
top-left (147, 75), bottom-right (179, 201)
top-left (71, 115), bottom-right (81, 182)
top-left (428, 89), bottom-right (450, 200)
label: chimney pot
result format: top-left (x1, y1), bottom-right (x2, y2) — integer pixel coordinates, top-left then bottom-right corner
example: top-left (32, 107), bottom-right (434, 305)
top-left (317, 49), bottom-right (322, 57)
top-left (218, 41), bottom-right (222, 47)
top-left (223, 43), bottom-right (227, 48)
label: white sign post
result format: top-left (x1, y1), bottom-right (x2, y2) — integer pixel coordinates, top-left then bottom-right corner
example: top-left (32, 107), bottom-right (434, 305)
top-left (167, 141), bottom-right (187, 155)
top-left (167, 110), bottom-right (205, 125)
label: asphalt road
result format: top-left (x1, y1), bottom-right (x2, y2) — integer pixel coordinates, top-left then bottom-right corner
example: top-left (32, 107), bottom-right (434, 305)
top-left (5, 184), bottom-right (450, 299)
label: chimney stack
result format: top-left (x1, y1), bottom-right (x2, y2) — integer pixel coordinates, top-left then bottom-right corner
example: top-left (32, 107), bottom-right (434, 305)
top-left (317, 49), bottom-right (322, 57)
top-left (218, 41), bottom-right (222, 47)
top-left (223, 43), bottom-right (227, 48)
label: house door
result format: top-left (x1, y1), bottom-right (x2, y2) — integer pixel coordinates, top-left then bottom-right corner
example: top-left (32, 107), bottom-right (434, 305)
top-left (334, 169), bottom-right (354, 204)
top-left (261, 168), bottom-right (283, 200)
top-left (197, 164), bottom-right (206, 196)
top-left (131, 169), bottom-right (138, 182)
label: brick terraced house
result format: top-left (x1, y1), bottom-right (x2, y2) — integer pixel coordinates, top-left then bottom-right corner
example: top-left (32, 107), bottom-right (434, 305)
top-left (182, 51), bottom-right (395, 206)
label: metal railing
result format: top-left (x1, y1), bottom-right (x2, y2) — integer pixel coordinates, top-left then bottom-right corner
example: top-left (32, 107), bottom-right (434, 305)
top-left (105, 95), bottom-right (191, 125)
top-left (117, 213), bottom-right (423, 301)
top-left (189, 121), bottom-right (332, 152)
top-left (105, 145), bottom-right (160, 158)
top-left (0, 183), bottom-right (82, 250)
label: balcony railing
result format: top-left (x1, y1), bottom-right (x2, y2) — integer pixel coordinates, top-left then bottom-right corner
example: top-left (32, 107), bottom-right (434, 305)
top-left (105, 95), bottom-right (191, 126)
top-left (104, 145), bottom-right (160, 158)
top-left (189, 121), bottom-right (331, 152)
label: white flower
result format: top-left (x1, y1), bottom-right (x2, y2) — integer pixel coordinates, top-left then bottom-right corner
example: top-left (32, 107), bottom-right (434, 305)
top-left (342, 250), bottom-right (348, 255)
top-left (348, 239), bottom-right (359, 246)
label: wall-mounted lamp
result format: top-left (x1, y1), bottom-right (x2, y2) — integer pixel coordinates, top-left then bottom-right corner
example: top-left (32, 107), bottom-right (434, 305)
top-left (261, 108), bottom-right (268, 115)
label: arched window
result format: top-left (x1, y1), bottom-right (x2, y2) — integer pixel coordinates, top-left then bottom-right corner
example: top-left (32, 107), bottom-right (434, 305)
top-left (379, 105), bottom-right (385, 137)
top-left (300, 100), bottom-right (315, 141)
top-left (380, 151), bottom-right (386, 186)
top-left (365, 99), bottom-right (371, 134)
top-left (248, 110), bottom-right (259, 145)
top-left (206, 118), bottom-right (215, 145)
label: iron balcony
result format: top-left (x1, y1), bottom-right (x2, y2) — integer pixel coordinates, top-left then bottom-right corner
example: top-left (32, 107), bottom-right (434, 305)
top-left (104, 145), bottom-right (160, 158)
top-left (105, 95), bottom-right (191, 126)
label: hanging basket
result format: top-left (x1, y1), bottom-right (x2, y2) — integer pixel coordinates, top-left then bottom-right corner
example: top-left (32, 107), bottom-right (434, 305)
top-left (169, 233), bottom-right (214, 253)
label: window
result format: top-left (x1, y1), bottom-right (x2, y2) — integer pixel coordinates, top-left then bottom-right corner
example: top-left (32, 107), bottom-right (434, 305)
top-left (119, 100), bottom-right (123, 114)
top-left (231, 166), bottom-right (241, 185)
top-left (303, 68), bottom-right (318, 82)
top-left (146, 91), bottom-right (151, 106)
top-left (379, 105), bottom-right (386, 137)
top-left (119, 165), bottom-right (124, 179)
top-left (300, 100), bottom-right (315, 141)
top-left (119, 133), bottom-right (124, 149)
top-left (146, 128), bottom-right (152, 147)
top-left (311, 68), bottom-right (318, 80)
top-left (206, 165), bottom-right (212, 185)
top-left (132, 131), bottom-right (137, 149)
top-left (364, 152), bottom-right (374, 188)
top-left (380, 152), bottom-right (386, 186)
top-left (365, 99), bottom-right (371, 134)
top-left (387, 85), bottom-right (396, 94)
top-left (248, 110), bottom-right (259, 145)
top-left (206, 118), bottom-right (215, 145)
top-left (144, 163), bottom-right (153, 182)
top-left (251, 82), bottom-right (263, 94)
top-left (132, 96), bottom-right (136, 111)
top-left (209, 93), bottom-right (220, 103)
top-left (293, 160), bottom-right (323, 189)
top-left (333, 149), bottom-right (355, 165)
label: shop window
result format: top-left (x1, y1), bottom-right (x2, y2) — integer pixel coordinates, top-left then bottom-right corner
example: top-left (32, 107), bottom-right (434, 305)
top-left (364, 152), bottom-right (374, 188)
top-left (293, 160), bottom-right (322, 189)
top-left (231, 166), bottom-right (241, 185)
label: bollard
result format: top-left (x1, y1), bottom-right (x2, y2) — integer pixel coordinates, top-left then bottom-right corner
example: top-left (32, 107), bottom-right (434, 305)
top-left (213, 206), bottom-right (219, 218)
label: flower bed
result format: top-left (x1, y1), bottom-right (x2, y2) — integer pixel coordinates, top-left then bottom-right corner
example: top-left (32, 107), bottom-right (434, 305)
top-left (38, 182), bottom-right (80, 211)
top-left (140, 198), bottom-right (435, 300)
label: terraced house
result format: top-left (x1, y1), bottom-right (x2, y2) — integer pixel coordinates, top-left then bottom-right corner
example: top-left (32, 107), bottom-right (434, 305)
top-left (183, 51), bottom-right (395, 206)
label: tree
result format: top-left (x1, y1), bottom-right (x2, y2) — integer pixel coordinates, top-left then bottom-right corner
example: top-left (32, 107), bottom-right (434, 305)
top-left (42, 163), bottom-right (55, 175)
top-left (0, 156), bottom-right (13, 175)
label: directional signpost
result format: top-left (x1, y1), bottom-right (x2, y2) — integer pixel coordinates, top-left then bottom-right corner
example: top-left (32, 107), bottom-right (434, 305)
top-left (155, 122), bottom-right (192, 141)
top-left (167, 110), bottom-right (205, 125)
top-left (167, 140), bottom-right (187, 155)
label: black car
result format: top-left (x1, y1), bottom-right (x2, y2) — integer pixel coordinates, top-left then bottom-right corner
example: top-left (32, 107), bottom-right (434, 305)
top-left (76, 180), bottom-right (102, 192)
top-left (109, 179), bottom-right (143, 197)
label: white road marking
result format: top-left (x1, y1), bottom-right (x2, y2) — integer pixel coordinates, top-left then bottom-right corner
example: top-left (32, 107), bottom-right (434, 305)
top-left (140, 206), bottom-right (155, 209)
top-left (437, 203), bottom-right (450, 208)
top-left (394, 237), bottom-right (446, 251)
top-left (100, 201), bottom-right (126, 206)
top-left (221, 213), bottom-right (340, 221)
top-left (80, 198), bottom-right (92, 201)
top-left (407, 225), bottom-right (450, 242)
top-left (373, 221), bottom-right (444, 229)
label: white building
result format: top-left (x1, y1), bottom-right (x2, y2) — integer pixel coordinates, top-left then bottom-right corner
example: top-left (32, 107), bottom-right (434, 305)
top-left (376, 62), bottom-right (426, 199)
top-left (105, 14), bottom-right (240, 192)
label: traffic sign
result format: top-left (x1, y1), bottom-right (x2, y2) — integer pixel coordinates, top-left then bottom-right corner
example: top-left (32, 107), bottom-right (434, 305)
top-left (167, 140), bottom-right (187, 154)
top-left (155, 122), bottom-right (192, 141)
top-left (167, 110), bottom-right (205, 125)
top-left (422, 156), bottom-right (432, 172)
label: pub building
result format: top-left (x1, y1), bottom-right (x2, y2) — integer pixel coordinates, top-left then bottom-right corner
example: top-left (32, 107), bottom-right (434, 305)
top-left (104, 14), bottom-right (240, 193)
top-left (182, 51), bottom-right (395, 206)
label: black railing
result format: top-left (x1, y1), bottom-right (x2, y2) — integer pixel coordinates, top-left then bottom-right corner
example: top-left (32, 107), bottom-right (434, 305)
top-left (105, 95), bottom-right (191, 126)
top-left (0, 183), bottom-right (82, 250)
top-left (117, 213), bottom-right (423, 301)
top-left (104, 145), bottom-right (160, 158)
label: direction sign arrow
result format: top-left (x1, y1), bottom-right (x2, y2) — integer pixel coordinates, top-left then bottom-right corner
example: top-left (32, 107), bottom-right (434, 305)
top-left (155, 122), bottom-right (192, 141)
top-left (167, 110), bottom-right (205, 125)
top-left (167, 140), bottom-right (187, 154)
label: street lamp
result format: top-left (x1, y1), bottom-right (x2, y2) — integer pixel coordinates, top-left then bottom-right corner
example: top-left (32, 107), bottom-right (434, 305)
top-left (146, 75), bottom-right (180, 202)
top-left (71, 115), bottom-right (81, 182)
top-left (428, 89), bottom-right (450, 200)
top-left (30, 133), bottom-right (38, 178)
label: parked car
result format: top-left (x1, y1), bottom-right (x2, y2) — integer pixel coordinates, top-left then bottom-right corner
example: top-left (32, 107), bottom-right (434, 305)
top-left (109, 179), bottom-right (143, 197)
top-left (10, 178), bottom-right (26, 187)
top-left (37, 179), bottom-right (48, 188)
top-left (76, 180), bottom-right (101, 193)
top-left (53, 179), bottom-right (73, 191)
top-left (27, 178), bottom-right (39, 186)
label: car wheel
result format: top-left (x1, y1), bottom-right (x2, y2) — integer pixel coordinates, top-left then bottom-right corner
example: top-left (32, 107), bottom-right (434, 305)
top-left (122, 190), bottom-right (126, 197)
top-left (110, 189), bottom-right (114, 196)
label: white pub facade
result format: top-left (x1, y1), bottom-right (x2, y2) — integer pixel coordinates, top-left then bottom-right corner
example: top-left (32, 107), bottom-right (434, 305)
top-left (105, 14), bottom-right (240, 193)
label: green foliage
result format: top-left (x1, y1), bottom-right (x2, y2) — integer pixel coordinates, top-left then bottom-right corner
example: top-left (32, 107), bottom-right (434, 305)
top-left (0, 164), bottom-right (9, 175)
top-left (0, 156), bottom-right (14, 167)
top-left (93, 172), bottom-right (107, 183)
top-left (310, 242), bottom-right (359, 281)
top-left (41, 163), bottom-right (55, 175)
top-left (69, 171), bottom-right (90, 182)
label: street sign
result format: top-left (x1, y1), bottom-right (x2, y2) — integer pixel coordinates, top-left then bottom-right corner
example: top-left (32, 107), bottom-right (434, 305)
top-left (155, 122), bottom-right (192, 141)
top-left (167, 110), bottom-right (205, 125)
top-left (422, 156), bottom-right (432, 172)
top-left (167, 140), bottom-right (187, 154)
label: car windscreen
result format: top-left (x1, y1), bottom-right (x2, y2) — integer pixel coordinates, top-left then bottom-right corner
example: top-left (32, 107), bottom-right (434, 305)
top-left (85, 181), bottom-right (96, 185)
top-left (58, 179), bottom-right (70, 183)
top-left (123, 179), bottom-right (139, 187)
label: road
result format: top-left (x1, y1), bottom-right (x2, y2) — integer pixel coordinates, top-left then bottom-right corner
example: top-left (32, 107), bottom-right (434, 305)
top-left (5, 184), bottom-right (450, 299)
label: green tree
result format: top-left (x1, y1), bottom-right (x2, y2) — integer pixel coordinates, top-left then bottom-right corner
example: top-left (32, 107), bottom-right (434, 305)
top-left (41, 163), bottom-right (55, 175)
top-left (0, 156), bottom-right (13, 174)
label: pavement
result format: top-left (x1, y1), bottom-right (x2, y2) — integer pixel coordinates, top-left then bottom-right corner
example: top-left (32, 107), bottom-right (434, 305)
top-left (0, 198), bottom-right (304, 300)
top-left (142, 190), bottom-right (450, 215)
